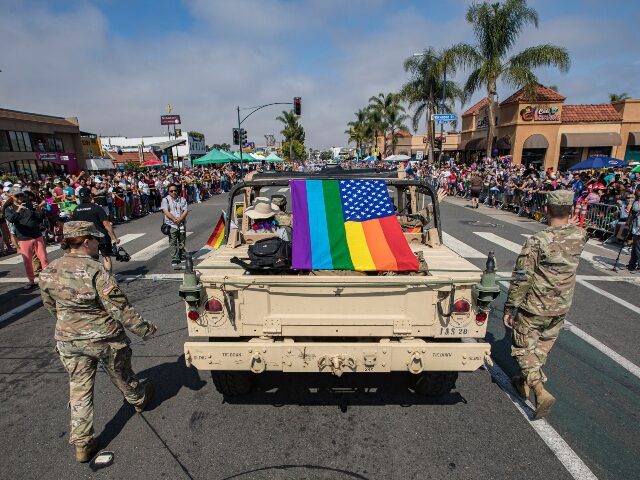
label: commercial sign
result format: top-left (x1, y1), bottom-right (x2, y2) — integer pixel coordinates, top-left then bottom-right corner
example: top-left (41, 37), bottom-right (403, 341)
top-left (161, 115), bottom-right (181, 125)
top-left (476, 116), bottom-right (488, 129)
top-left (416, 150), bottom-right (424, 160)
top-left (520, 105), bottom-right (560, 122)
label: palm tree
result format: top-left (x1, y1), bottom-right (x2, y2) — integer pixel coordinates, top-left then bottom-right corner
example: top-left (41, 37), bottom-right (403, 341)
top-left (386, 108), bottom-right (410, 155)
top-left (368, 93), bottom-right (408, 157)
top-left (365, 104), bottom-right (385, 157)
top-left (447, 0), bottom-right (570, 159)
top-left (276, 110), bottom-right (305, 160)
top-left (400, 47), bottom-right (462, 163)
top-left (609, 92), bottom-right (630, 102)
top-left (345, 109), bottom-right (369, 159)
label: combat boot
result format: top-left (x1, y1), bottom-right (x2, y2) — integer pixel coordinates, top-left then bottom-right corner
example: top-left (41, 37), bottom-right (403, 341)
top-left (134, 382), bottom-right (155, 413)
top-left (511, 376), bottom-right (530, 399)
top-left (75, 438), bottom-right (98, 463)
top-left (532, 383), bottom-right (556, 419)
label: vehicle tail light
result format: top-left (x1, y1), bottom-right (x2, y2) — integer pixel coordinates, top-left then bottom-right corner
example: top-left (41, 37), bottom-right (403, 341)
top-left (452, 299), bottom-right (471, 314)
top-left (205, 298), bottom-right (223, 313)
top-left (187, 310), bottom-right (200, 321)
top-left (475, 312), bottom-right (488, 325)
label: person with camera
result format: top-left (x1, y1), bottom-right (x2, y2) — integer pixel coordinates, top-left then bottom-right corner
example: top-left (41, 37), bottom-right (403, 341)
top-left (4, 186), bottom-right (49, 290)
top-left (72, 187), bottom-right (120, 272)
top-left (161, 183), bottom-right (188, 269)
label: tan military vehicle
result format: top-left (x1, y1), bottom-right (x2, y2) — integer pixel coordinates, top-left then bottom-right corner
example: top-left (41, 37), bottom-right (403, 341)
top-left (180, 168), bottom-right (501, 396)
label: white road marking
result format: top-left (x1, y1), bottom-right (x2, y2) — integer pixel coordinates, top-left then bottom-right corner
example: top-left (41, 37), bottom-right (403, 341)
top-left (0, 278), bottom-right (28, 284)
top-left (521, 233), bottom-right (532, 238)
top-left (0, 297), bottom-right (42, 325)
top-left (474, 232), bottom-right (524, 254)
top-left (564, 320), bottom-right (640, 380)
top-left (118, 233), bottom-right (146, 245)
top-left (577, 275), bottom-right (640, 285)
top-left (486, 360), bottom-right (598, 480)
top-left (576, 279), bottom-right (640, 315)
top-left (0, 244), bottom-right (61, 265)
top-left (277, 187), bottom-right (289, 193)
top-left (129, 231), bottom-right (193, 262)
top-left (117, 273), bottom-right (184, 282)
top-left (442, 232), bottom-right (486, 258)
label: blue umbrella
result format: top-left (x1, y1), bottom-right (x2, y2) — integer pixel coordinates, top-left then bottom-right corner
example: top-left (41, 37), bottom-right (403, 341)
top-left (568, 156), bottom-right (628, 171)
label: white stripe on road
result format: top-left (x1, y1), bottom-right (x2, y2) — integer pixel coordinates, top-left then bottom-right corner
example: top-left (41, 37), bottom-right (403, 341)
top-left (474, 232), bottom-right (524, 254)
top-left (577, 275), bottom-right (640, 285)
top-left (576, 279), bottom-right (640, 315)
top-left (0, 245), bottom-right (61, 265)
top-left (0, 278), bottom-right (28, 284)
top-left (0, 297), bottom-right (42, 325)
top-left (129, 232), bottom-right (193, 262)
top-left (485, 360), bottom-right (598, 480)
top-left (442, 232), bottom-right (486, 258)
top-left (277, 187), bottom-right (289, 193)
top-left (564, 320), bottom-right (640, 380)
top-left (118, 233), bottom-right (146, 245)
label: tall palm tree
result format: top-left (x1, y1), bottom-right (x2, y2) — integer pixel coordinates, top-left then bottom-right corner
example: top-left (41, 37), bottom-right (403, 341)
top-left (447, 0), bottom-right (570, 159)
top-left (386, 108), bottom-right (410, 155)
top-left (345, 109), bottom-right (369, 158)
top-left (400, 47), bottom-right (462, 163)
top-left (368, 92), bottom-right (408, 157)
top-left (609, 92), bottom-right (630, 102)
top-left (276, 110), bottom-right (305, 160)
top-left (365, 104), bottom-right (385, 157)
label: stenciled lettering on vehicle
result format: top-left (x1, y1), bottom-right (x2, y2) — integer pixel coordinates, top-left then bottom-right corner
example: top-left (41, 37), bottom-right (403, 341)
top-left (439, 327), bottom-right (468, 335)
top-left (221, 352), bottom-right (242, 358)
top-left (432, 352), bottom-right (452, 358)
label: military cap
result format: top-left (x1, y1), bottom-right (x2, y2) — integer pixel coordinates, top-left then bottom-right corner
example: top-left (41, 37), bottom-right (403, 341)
top-left (63, 221), bottom-right (104, 239)
top-left (546, 189), bottom-right (574, 206)
top-left (270, 194), bottom-right (287, 207)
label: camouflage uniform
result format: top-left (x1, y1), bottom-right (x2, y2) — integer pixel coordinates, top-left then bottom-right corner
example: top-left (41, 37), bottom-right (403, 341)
top-left (39, 221), bottom-right (157, 447)
top-left (506, 191), bottom-right (588, 388)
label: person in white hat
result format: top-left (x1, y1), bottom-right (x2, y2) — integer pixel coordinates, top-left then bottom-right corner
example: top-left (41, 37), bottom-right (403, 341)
top-left (244, 198), bottom-right (291, 241)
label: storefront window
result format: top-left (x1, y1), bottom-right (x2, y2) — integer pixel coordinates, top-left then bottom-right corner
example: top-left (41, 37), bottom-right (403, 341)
top-left (522, 148), bottom-right (546, 168)
top-left (6, 131), bottom-right (33, 152)
top-left (624, 145), bottom-right (640, 162)
top-left (558, 147), bottom-right (583, 171)
top-left (587, 146), bottom-right (612, 157)
top-left (54, 137), bottom-right (64, 152)
top-left (0, 131), bottom-right (10, 152)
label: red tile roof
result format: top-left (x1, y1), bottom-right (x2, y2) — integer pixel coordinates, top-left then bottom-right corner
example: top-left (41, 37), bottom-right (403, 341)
top-left (386, 129), bottom-right (412, 139)
top-left (108, 151), bottom-right (162, 164)
top-left (561, 104), bottom-right (622, 123)
top-left (499, 84), bottom-right (565, 106)
top-left (462, 98), bottom-right (489, 116)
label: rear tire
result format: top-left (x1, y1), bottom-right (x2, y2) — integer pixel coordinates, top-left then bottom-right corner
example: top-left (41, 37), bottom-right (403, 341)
top-left (412, 372), bottom-right (458, 397)
top-left (211, 372), bottom-right (255, 396)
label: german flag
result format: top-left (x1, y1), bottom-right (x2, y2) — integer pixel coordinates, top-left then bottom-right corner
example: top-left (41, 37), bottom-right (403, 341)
top-left (206, 214), bottom-right (225, 249)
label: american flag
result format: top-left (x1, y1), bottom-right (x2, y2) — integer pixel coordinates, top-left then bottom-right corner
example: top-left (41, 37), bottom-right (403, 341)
top-left (339, 180), bottom-right (394, 221)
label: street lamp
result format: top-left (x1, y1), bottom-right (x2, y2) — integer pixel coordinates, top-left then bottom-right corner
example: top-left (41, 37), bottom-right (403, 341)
top-left (413, 52), bottom-right (447, 165)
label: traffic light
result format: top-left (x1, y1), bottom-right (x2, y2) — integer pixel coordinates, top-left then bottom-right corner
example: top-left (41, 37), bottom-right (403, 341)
top-left (293, 97), bottom-right (301, 115)
top-left (434, 136), bottom-right (443, 151)
top-left (232, 128), bottom-right (240, 145)
top-left (241, 129), bottom-right (247, 145)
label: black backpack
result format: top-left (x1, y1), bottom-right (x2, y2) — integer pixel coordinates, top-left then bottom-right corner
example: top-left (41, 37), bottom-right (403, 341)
top-left (231, 238), bottom-right (292, 273)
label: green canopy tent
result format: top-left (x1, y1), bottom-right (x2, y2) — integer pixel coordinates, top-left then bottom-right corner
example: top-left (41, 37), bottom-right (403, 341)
top-left (192, 149), bottom-right (236, 165)
top-left (265, 152), bottom-right (284, 162)
top-left (231, 151), bottom-right (260, 163)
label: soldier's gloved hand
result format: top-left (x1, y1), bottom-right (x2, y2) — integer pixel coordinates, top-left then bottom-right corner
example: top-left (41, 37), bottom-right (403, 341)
top-left (141, 322), bottom-right (158, 340)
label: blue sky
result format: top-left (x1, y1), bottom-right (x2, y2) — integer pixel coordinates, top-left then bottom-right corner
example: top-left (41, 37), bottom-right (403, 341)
top-left (1, 0), bottom-right (639, 148)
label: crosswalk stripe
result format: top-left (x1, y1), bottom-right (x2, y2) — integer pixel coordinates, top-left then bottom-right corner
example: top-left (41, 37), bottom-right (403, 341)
top-left (442, 232), bottom-right (486, 258)
top-left (474, 232), bottom-right (524, 254)
top-left (118, 233), bottom-right (146, 245)
top-left (0, 244), bottom-right (61, 265)
top-left (577, 279), bottom-right (640, 315)
top-left (129, 231), bottom-right (193, 262)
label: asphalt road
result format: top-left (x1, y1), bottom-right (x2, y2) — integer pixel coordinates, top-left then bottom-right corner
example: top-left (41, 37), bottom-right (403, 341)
top-left (0, 191), bottom-right (638, 479)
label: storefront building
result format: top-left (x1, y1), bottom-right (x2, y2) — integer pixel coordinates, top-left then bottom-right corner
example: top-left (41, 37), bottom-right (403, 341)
top-left (0, 108), bottom-right (85, 179)
top-left (380, 130), bottom-right (462, 159)
top-left (460, 85), bottom-right (640, 170)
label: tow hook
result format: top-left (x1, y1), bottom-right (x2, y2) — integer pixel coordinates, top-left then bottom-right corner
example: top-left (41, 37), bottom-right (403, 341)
top-left (408, 352), bottom-right (424, 374)
top-left (483, 351), bottom-right (494, 368)
top-left (184, 350), bottom-right (192, 368)
top-left (250, 353), bottom-right (266, 373)
top-left (318, 355), bottom-right (356, 377)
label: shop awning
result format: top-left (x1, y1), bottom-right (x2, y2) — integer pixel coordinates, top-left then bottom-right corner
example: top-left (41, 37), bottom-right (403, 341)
top-left (86, 158), bottom-right (115, 171)
top-left (560, 132), bottom-right (621, 148)
top-left (148, 139), bottom-right (186, 150)
top-left (464, 137), bottom-right (487, 151)
top-left (523, 134), bottom-right (549, 149)
top-left (628, 132), bottom-right (640, 146)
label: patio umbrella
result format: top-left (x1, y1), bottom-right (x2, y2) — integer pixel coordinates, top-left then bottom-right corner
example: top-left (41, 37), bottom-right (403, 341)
top-left (568, 156), bottom-right (628, 171)
top-left (140, 158), bottom-right (164, 167)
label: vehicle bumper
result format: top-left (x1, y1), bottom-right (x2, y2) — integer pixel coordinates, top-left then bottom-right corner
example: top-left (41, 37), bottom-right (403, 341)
top-left (184, 339), bottom-right (491, 375)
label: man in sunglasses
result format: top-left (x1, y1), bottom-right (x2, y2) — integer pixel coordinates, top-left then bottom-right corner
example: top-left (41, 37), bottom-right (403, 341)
top-left (160, 183), bottom-right (188, 268)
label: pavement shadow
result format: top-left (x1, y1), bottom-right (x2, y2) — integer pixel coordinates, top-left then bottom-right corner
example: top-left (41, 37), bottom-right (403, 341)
top-left (223, 372), bottom-right (467, 409)
top-left (116, 265), bottom-right (149, 278)
top-left (0, 288), bottom-right (42, 328)
top-left (96, 355), bottom-right (206, 448)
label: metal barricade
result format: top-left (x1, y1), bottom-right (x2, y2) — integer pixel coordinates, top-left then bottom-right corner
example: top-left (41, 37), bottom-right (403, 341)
top-left (582, 202), bottom-right (620, 236)
top-left (530, 192), bottom-right (548, 222)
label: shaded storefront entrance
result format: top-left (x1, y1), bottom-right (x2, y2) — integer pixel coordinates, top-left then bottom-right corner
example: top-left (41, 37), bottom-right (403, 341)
top-left (521, 134), bottom-right (548, 168)
top-left (559, 132), bottom-right (621, 170)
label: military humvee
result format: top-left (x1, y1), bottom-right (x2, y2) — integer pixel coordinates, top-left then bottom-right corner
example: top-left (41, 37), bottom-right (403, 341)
top-left (179, 168), bottom-right (501, 396)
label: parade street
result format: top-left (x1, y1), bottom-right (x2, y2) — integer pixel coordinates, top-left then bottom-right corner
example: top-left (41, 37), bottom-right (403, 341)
top-left (0, 193), bottom-right (637, 480)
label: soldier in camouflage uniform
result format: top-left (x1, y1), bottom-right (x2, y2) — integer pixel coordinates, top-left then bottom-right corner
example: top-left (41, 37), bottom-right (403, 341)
top-left (39, 221), bottom-right (158, 462)
top-left (504, 190), bottom-right (587, 419)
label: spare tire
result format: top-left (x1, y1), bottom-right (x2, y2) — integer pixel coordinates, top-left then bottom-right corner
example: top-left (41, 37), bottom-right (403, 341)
top-left (412, 371), bottom-right (458, 397)
top-left (211, 372), bottom-right (255, 396)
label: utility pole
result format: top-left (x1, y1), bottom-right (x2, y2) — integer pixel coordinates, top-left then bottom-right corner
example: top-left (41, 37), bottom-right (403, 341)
top-left (439, 65), bottom-right (447, 167)
top-left (237, 106), bottom-right (243, 178)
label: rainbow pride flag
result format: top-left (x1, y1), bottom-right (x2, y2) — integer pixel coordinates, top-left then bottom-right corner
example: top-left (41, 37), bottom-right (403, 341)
top-left (206, 214), bottom-right (225, 249)
top-left (291, 179), bottom-right (418, 271)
